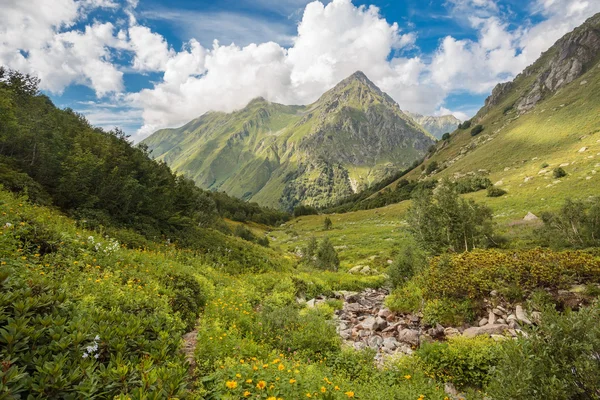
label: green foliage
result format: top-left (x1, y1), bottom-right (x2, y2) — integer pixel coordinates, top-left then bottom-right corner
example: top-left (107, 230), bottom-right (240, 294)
top-left (486, 302), bottom-right (600, 400)
top-left (453, 175), bottom-right (492, 194)
top-left (459, 120), bottom-right (472, 130)
top-left (315, 237), bottom-right (340, 271)
top-left (470, 124), bottom-right (484, 136)
top-left (323, 217), bottom-right (333, 230)
top-left (553, 167), bottom-right (568, 178)
top-left (441, 132), bottom-right (451, 141)
top-left (426, 161), bottom-right (439, 175)
top-left (212, 191), bottom-right (290, 226)
top-left (303, 236), bottom-right (318, 263)
top-left (486, 186), bottom-right (507, 197)
top-left (417, 336), bottom-right (500, 389)
top-left (422, 298), bottom-right (475, 326)
top-left (234, 224), bottom-right (257, 242)
top-left (386, 280), bottom-right (424, 314)
top-left (539, 197), bottom-right (600, 248)
top-left (407, 181), bottom-right (494, 254)
top-left (541, 162), bottom-right (550, 168)
top-left (388, 245), bottom-right (426, 288)
top-left (293, 204), bottom-right (319, 217)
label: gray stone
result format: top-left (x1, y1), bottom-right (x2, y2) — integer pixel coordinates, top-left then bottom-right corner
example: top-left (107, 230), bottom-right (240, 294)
top-left (463, 324), bottom-right (510, 338)
top-left (340, 329), bottom-right (352, 340)
top-left (492, 308), bottom-right (504, 316)
top-left (306, 299), bottom-right (316, 308)
top-left (383, 337), bottom-right (398, 350)
top-left (524, 212), bottom-right (539, 221)
top-left (353, 342), bottom-right (366, 350)
top-left (444, 327), bottom-right (461, 338)
top-left (358, 316), bottom-right (376, 331)
top-left (497, 318), bottom-right (507, 325)
top-left (373, 317), bottom-right (388, 332)
top-left (515, 305), bottom-right (532, 325)
top-left (479, 318), bottom-right (489, 327)
top-left (368, 335), bottom-right (383, 349)
top-left (397, 329), bottom-right (420, 347)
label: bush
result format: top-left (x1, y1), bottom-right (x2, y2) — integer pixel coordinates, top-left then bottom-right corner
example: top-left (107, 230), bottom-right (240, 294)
top-left (315, 237), bottom-right (340, 271)
top-left (407, 181), bottom-right (494, 254)
top-left (386, 280), bottom-right (424, 314)
top-left (425, 161), bottom-right (439, 175)
top-left (388, 245), bottom-right (426, 288)
top-left (454, 175), bottom-right (492, 194)
top-left (459, 120), bottom-right (472, 130)
top-left (539, 197), bottom-right (600, 248)
top-left (487, 186), bottom-right (507, 197)
top-left (422, 298), bottom-right (475, 326)
top-left (486, 302), bottom-right (600, 399)
top-left (441, 132), bottom-right (451, 141)
top-left (553, 167), bottom-right (567, 178)
top-left (417, 336), bottom-right (500, 389)
top-left (470, 125), bottom-right (484, 136)
top-left (293, 204), bottom-right (319, 217)
top-left (323, 216), bottom-right (333, 230)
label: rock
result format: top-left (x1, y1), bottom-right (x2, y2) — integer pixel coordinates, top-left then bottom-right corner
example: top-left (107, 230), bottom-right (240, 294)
top-left (531, 311), bottom-right (542, 324)
top-left (491, 334), bottom-right (508, 341)
top-left (358, 316), bottom-right (376, 331)
top-left (444, 327), bottom-right (461, 338)
top-left (383, 322), bottom-right (403, 333)
top-left (373, 317), bottom-right (388, 331)
top-left (538, 169), bottom-right (549, 175)
top-left (409, 315), bottom-right (421, 325)
top-left (463, 324), bottom-right (509, 338)
top-left (383, 337), bottom-right (398, 351)
top-left (368, 335), bottom-right (384, 349)
top-left (515, 305), bottom-right (532, 325)
top-left (492, 308), bottom-right (504, 316)
top-left (345, 303), bottom-right (361, 313)
top-left (488, 310), bottom-right (497, 325)
top-left (497, 318), bottom-right (507, 325)
top-left (479, 318), bottom-right (489, 327)
top-left (378, 308), bottom-right (392, 319)
top-left (427, 324), bottom-right (445, 339)
top-left (524, 176), bottom-right (533, 183)
top-left (560, 162), bottom-right (570, 167)
top-left (490, 290), bottom-right (498, 297)
top-left (569, 284), bottom-right (587, 293)
top-left (579, 147), bottom-right (588, 153)
top-left (353, 342), bottom-right (366, 350)
top-left (524, 212), bottom-right (539, 221)
top-left (506, 314), bottom-right (518, 323)
top-left (360, 266), bottom-right (372, 275)
top-left (508, 320), bottom-right (520, 329)
top-left (340, 329), bottom-right (352, 340)
top-left (306, 299), bottom-right (316, 308)
top-left (397, 329), bottom-right (420, 347)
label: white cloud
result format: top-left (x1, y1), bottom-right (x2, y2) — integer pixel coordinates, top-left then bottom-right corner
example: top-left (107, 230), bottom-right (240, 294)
top-left (2, 0), bottom-right (600, 142)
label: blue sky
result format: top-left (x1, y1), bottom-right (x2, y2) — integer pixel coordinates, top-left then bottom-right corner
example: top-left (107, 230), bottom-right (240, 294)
top-left (1, 0), bottom-right (599, 141)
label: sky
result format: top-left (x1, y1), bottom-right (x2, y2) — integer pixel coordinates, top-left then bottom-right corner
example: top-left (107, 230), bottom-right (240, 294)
top-left (1, 0), bottom-right (599, 142)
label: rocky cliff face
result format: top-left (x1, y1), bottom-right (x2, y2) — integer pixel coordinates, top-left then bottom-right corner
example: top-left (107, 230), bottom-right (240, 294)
top-left (142, 71), bottom-right (434, 210)
top-left (406, 112), bottom-right (461, 139)
top-left (483, 13), bottom-right (600, 116)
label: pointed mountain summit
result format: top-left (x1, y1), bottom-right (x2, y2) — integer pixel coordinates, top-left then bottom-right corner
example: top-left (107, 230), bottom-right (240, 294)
top-left (142, 71), bottom-right (434, 210)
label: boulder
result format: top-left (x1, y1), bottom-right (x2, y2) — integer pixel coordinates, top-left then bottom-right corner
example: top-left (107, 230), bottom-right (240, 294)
top-left (444, 327), bottom-right (461, 338)
top-left (348, 266), bottom-right (365, 274)
top-left (358, 316), bottom-right (376, 331)
top-left (488, 310), bottom-right (497, 325)
top-left (368, 335), bottom-right (383, 349)
top-left (373, 317), bottom-right (388, 332)
top-left (462, 324), bottom-right (509, 338)
top-left (479, 318), bottom-right (489, 327)
top-left (383, 337), bottom-right (398, 351)
top-left (353, 342), bottom-right (366, 351)
top-left (306, 299), bottom-right (316, 308)
top-left (397, 329), bottom-right (420, 347)
top-left (524, 212), bottom-right (539, 221)
top-left (515, 305), bottom-right (532, 325)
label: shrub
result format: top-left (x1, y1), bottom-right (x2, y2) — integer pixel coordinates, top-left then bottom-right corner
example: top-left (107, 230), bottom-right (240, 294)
top-left (539, 197), bottom-right (600, 248)
top-left (454, 175), bottom-right (492, 194)
top-left (486, 186), bottom-right (507, 197)
top-left (441, 132), bottom-right (451, 141)
top-left (425, 161), bottom-right (439, 175)
top-left (459, 120), bottom-right (472, 130)
top-left (315, 237), bottom-right (340, 271)
top-left (234, 224), bottom-right (257, 242)
top-left (541, 162), bottom-right (550, 168)
top-left (388, 245), bottom-right (426, 288)
top-left (293, 204), bottom-right (319, 217)
top-left (407, 181), bottom-right (494, 254)
top-left (417, 336), bottom-right (500, 388)
top-left (323, 216), bottom-right (333, 230)
top-left (422, 298), bottom-right (476, 326)
top-left (553, 167), bottom-right (567, 178)
top-left (486, 302), bottom-right (600, 399)
top-left (470, 124), bottom-right (484, 136)
top-left (386, 280), bottom-right (424, 314)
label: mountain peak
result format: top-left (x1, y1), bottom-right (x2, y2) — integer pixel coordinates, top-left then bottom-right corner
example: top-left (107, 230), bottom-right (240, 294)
top-left (337, 70), bottom-right (378, 89)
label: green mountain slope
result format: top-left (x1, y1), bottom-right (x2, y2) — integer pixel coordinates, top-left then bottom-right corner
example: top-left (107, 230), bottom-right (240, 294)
top-left (406, 112), bottom-right (461, 139)
top-left (373, 13), bottom-right (600, 219)
top-left (143, 71), bottom-right (434, 210)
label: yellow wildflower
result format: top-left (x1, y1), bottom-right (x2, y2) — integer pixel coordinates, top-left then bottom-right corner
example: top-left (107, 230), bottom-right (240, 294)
top-left (225, 381), bottom-right (237, 389)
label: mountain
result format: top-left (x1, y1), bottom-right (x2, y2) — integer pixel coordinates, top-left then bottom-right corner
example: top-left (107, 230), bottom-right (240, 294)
top-left (406, 112), bottom-right (461, 139)
top-left (356, 13), bottom-right (600, 217)
top-left (143, 71), bottom-right (435, 210)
